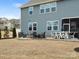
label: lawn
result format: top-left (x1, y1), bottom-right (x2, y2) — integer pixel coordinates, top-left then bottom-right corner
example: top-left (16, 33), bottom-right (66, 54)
top-left (0, 39), bottom-right (79, 59)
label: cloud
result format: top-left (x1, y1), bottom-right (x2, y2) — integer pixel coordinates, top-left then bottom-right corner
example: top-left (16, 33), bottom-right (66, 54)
top-left (0, 15), bottom-right (20, 19)
top-left (14, 3), bottom-right (22, 7)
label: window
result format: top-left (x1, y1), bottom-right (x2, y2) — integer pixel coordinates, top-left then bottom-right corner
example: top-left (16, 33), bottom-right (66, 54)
top-left (51, 7), bottom-right (56, 12)
top-left (33, 23), bottom-right (37, 26)
top-left (33, 23), bottom-right (37, 30)
top-left (33, 27), bottom-right (37, 30)
top-left (48, 26), bottom-right (52, 30)
top-left (47, 21), bottom-right (59, 31)
top-left (46, 8), bottom-right (50, 12)
top-left (47, 21), bottom-right (53, 31)
top-left (29, 11), bottom-right (33, 14)
top-left (40, 9), bottom-right (44, 13)
top-left (28, 22), bottom-right (37, 31)
top-left (53, 21), bottom-right (59, 31)
top-left (53, 26), bottom-right (58, 30)
top-left (29, 27), bottom-right (32, 31)
top-left (28, 7), bottom-right (33, 15)
top-left (29, 23), bottom-right (32, 31)
top-left (40, 2), bottom-right (57, 14)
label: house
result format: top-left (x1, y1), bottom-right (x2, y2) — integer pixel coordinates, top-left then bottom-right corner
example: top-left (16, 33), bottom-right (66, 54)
top-left (20, 0), bottom-right (79, 38)
top-left (0, 18), bottom-right (10, 30)
top-left (0, 18), bottom-right (20, 30)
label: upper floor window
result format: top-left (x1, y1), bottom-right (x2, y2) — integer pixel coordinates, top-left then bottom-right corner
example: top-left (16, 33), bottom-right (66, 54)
top-left (46, 8), bottom-right (50, 12)
top-left (40, 2), bottom-right (57, 14)
top-left (28, 7), bottom-right (33, 15)
top-left (40, 9), bottom-right (44, 13)
top-left (51, 7), bottom-right (56, 12)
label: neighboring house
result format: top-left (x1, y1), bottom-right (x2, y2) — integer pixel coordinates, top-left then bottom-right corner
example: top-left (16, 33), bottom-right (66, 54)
top-left (0, 18), bottom-right (9, 30)
top-left (21, 0), bottom-right (79, 36)
top-left (0, 18), bottom-right (20, 30)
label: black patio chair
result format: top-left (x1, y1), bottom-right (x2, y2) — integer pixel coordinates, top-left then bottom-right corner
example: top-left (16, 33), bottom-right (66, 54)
top-left (32, 32), bottom-right (38, 38)
top-left (43, 32), bottom-right (46, 38)
top-left (18, 32), bottom-right (27, 38)
top-left (74, 33), bottom-right (79, 39)
top-left (38, 32), bottom-right (46, 38)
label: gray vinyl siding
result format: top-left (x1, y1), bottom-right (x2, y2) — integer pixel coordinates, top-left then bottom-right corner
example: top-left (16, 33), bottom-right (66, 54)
top-left (21, 0), bottom-right (79, 35)
top-left (61, 0), bottom-right (79, 17)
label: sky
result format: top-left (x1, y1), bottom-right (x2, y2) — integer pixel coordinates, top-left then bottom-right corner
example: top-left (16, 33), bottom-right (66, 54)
top-left (0, 0), bottom-right (29, 19)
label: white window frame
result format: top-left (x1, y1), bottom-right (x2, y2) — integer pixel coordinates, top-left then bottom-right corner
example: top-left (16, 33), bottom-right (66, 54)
top-left (53, 20), bottom-right (59, 31)
top-left (28, 7), bottom-right (33, 15)
top-left (46, 20), bottom-right (59, 31)
top-left (40, 4), bottom-right (45, 14)
top-left (28, 22), bottom-right (38, 32)
top-left (40, 2), bottom-right (57, 14)
top-left (47, 21), bottom-right (53, 31)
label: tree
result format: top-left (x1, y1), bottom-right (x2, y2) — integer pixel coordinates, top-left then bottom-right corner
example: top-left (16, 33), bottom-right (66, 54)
top-left (13, 27), bottom-right (17, 38)
top-left (0, 29), bottom-right (1, 39)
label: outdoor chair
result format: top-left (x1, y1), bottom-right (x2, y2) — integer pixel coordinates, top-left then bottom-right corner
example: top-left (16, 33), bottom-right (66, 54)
top-left (18, 32), bottom-right (23, 37)
top-left (52, 32), bottom-right (58, 39)
top-left (51, 32), bottom-right (57, 39)
top-left (60, 32), bottom-right (65, 39)
top-left (53, 32), bottom-right (60, 39)
top-left (40, 32), bottom-right (45, 38)
top-left (68, 33), bottom-right (74, 39)
top-left (64, 32), bottom-right (69, 39)
top-left (74, 33), bottom-right (79, 39)
top-left (18, 32), bottom-right (27, 38)
top-left (32, 32), bottom-right (46, 38)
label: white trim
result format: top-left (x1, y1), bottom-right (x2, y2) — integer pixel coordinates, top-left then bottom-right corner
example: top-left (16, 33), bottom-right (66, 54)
top-left (62, 16), bottom-right (79, 19)
top-left (59, 16), bottom-right (79, 33)
top-left (61, 17), bottom-right (72, 32)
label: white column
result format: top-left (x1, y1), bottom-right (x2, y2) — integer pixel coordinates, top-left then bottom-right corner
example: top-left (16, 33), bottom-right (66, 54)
top-left (69, 18), bottom-right (71, 33)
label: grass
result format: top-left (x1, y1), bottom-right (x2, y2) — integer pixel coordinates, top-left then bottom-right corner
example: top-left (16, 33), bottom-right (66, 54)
top-left (0, 39), bottom-right (79, 59)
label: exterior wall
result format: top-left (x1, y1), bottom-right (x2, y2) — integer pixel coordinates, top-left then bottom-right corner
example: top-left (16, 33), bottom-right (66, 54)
top-left (21, 0), bottom-right (79, 35)
top-left (60, 0), bottom-right (79, 18)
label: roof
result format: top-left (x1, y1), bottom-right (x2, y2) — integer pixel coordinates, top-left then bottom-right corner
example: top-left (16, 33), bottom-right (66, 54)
top-left (21, 0), bottom-right (61, 8)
